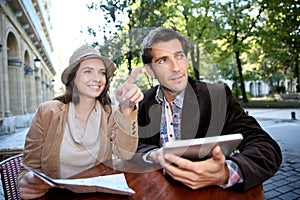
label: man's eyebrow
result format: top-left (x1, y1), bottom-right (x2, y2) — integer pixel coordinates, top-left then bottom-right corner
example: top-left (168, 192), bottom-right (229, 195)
top-left (175, 50), bottom-right (185, 54)
top-left (154, 50), bottom-right (185, 62)
top-left (154, 56), bottom-right (168, 63)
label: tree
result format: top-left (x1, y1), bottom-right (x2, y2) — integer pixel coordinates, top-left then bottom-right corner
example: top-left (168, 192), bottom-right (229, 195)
top-left (85, 0), bottom-right (299, 97)
top-left (259, 0), bottom-right (300, 92)
top-left (165, 0), bottom-right (216, 80)
top-left (87, 0), bottom-right (217, 82)
top-left (211, 0), bottom-right (266, 102)
top-left (85, 1), bottom-right (164, 87)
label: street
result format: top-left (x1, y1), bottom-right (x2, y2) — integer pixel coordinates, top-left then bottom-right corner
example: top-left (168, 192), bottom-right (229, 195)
top-left (245, 108), bottom-right (300, 200)
top-left (245, 108), bottom-right (300, 160)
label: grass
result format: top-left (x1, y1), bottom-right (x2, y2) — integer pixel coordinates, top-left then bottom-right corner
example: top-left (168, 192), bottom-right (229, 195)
top-left (240, 99), bottom-right (300, 108)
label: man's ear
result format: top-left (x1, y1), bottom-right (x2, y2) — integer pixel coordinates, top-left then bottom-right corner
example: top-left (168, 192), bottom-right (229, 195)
top-left (145, 64), bottom-right (156, 79)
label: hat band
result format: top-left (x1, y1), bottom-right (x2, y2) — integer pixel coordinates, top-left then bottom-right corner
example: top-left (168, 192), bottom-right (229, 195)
top-left (80, 54), bottom-right (99, 59)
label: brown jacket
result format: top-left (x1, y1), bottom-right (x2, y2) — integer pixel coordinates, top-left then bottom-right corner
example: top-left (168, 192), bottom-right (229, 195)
top-left (137, 77), bottom-right (282, 191)
top-left (18, 100), bottom-right (138, 180)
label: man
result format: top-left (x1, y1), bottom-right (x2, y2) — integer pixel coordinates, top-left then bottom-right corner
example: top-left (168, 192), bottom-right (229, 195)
top-left (136, 27), bottom-right (282, 191)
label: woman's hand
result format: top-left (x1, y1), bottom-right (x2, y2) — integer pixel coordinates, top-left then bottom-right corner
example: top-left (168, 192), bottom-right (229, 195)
top-left (19, 171), bottom-right (52, 199)
top-left (116, 67), bottom-right (144, 114)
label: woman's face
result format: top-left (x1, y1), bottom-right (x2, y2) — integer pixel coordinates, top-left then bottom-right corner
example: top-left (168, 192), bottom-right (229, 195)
top-left (74, 58), bottom-right (107, 101)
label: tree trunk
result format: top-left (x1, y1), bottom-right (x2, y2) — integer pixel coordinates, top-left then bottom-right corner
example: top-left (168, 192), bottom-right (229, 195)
top-left (268, 77), bottom-right (274, 94)
top-left (127, 10), bottom-right (133, 74)
top-left (235, 51), bottom-right (248, 102)
top-left (190, 42), bottom-right (200, 80)
top-left (295, 56), bottom-right (299, 92)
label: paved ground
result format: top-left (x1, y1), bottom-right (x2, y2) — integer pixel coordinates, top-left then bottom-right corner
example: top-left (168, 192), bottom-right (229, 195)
top-left (248, 109), bottom-right (300, 200)
top-left (1, 108), bottom-right (300, 199)
top-left (245, 108), bottom-right (300, 200)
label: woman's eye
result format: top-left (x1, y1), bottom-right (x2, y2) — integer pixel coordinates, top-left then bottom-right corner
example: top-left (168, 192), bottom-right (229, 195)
top-left (99, 70), bottom-right (106, 75)
top-left (84, 70), bottom-right (92, 74)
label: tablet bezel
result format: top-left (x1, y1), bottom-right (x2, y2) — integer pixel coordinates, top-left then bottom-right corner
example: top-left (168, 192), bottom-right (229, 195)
top-left (162, 133), bottom-right (243, 160)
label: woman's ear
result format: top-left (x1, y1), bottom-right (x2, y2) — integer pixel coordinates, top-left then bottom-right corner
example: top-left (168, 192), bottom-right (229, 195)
top-left (145, 64), bottom-right (156, 79)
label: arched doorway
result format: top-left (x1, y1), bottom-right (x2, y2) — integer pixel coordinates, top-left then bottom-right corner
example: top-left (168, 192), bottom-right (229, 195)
top-left (7, 32), bottom-right (23, 115)
top-left (257, 82), bottom-right (262, 97)
top-left (249, 82), bottom-right (254, 97)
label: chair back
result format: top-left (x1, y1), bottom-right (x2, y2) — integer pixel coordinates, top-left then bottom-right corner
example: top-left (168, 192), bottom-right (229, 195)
top-left (0, 154), bottom-right (23, 200)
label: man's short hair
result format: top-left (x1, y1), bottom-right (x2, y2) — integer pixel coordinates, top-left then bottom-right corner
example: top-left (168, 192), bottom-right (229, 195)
top-left (141, 27), bottom-right (190, 65)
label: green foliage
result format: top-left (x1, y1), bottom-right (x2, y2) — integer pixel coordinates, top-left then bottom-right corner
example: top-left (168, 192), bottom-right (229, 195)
top-left (85, 0), bottom-right (299, 93)
top-left (240, 99), bottom-right (300, 108)
top-left (257, 0), bottom-right (300, 91)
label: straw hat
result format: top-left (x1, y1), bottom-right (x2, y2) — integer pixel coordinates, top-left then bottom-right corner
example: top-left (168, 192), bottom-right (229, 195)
top-left (61, 44), bottom-right (116, 85)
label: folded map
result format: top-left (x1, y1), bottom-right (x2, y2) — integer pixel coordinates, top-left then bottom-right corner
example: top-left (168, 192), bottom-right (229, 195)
top-left (22, 164), bottom-right (135, 195)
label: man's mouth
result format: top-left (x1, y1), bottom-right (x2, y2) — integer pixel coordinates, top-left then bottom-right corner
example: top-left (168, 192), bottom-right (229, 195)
top-left (170, 75), bottom-right (183, 81)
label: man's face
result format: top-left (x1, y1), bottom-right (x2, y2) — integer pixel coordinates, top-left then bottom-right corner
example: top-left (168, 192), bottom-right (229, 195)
top-left (147, 39), bottom-right (188, 100)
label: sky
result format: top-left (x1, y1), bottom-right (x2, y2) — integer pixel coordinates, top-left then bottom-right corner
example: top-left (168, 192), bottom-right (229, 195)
top-left (49, 0), bottom-right (106, 91)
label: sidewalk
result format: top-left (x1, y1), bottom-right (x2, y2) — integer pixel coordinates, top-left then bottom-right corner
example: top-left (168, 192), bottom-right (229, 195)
top-left (246, 108), bottom-right (300, 200)
top-left (245, 108), bottom-right (300, 120)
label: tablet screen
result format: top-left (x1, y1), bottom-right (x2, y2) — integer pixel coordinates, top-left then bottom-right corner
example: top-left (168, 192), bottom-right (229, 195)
top-left (162, 133), bottom-right (243, 160)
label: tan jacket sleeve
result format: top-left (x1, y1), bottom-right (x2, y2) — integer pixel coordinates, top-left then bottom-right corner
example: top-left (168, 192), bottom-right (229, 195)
top-left (18, 101), bottom-right (67, 181)
top-left (110, 106), bottom-right (138, 160)
top-left (18, 103), bottom-right (46, 182)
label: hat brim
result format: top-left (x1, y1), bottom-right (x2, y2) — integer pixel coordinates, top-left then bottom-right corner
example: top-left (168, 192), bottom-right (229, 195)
top-left (61, 54), bottom-right (116, 85)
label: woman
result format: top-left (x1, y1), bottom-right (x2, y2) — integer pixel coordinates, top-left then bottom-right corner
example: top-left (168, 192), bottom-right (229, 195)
top-left (18, 44), bottom-right (143, 199)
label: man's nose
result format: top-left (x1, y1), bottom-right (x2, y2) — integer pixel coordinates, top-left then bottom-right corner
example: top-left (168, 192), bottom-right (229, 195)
top-left (170, 58), bottom-right (180, 71)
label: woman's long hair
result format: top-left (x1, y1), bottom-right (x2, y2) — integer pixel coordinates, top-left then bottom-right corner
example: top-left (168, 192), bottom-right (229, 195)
top-left (54, 63), bottom-right (112, 114)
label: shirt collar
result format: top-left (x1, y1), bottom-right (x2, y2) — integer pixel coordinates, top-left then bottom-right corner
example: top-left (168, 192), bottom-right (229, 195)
top-left (155, 86), bottom-right (185, 109)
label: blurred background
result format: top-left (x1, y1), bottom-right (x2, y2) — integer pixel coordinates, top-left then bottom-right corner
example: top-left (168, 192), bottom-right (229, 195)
top-left (0, 1), bottom-right (299, 199)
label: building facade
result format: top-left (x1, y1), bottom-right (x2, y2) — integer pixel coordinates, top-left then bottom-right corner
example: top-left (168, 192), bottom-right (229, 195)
top-left (0, 0), bottom-right (55, 118)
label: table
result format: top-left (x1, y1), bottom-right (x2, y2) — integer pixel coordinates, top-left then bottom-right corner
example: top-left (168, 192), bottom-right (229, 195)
top-left (38, 160), bottom-right (264, 200)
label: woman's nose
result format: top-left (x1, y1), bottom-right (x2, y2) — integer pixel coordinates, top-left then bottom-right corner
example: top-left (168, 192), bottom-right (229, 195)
top-left (93, 72), bottom-right (104, 82)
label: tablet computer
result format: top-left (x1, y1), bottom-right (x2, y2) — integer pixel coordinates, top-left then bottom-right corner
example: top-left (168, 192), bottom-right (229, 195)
top-left (162, 133), bottom-right (243, 160)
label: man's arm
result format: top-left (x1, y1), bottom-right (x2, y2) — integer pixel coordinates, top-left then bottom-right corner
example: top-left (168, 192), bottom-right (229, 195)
top-left (221, 85), bottom-right (282, 191)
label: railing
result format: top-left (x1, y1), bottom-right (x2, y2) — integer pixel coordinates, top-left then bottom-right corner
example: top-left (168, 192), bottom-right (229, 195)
top-left (280, 93), bottom-right (300, 100)
top-left (0, 149), bottom-right (23, 162)
top-left (0, 113), bottom-right (34, 162)
top-left (0, 114), bottom-right (34, 134)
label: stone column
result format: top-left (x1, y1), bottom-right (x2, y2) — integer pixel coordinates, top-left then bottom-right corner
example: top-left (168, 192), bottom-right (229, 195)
top-left (0, 45), bottom-right (4, 118)
top-left (8, 59), bottom-right (23, 115)
top-left (0, 41), bottom-right (12, 118)
top-left (24, 64), bottom-right (35, 113)
top-left (0, 6), bottom-right (5, 118)
top-left (35, 74), bottom-right (42, 107)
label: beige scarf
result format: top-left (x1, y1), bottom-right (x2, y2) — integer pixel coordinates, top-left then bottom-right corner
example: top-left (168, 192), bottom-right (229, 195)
top-left (59, 101), bottom-right (101, 178)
